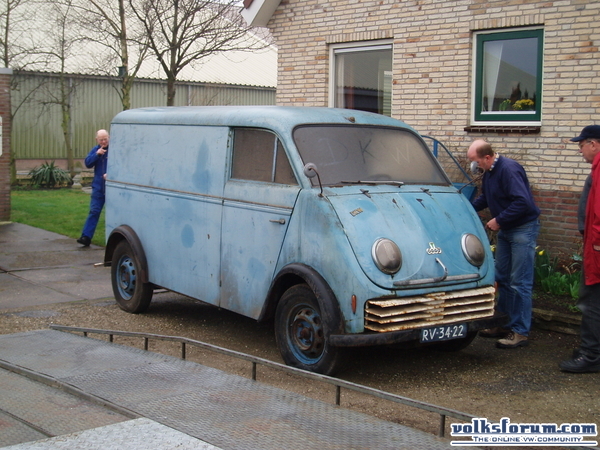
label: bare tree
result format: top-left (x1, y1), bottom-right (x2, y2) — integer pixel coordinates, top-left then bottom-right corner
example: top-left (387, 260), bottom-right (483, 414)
top-left (1, 0), bottom-right (23, 66)
top-left (129, 0), bottom-right (269, 106)
top-left (70, 0), bottom-right (149, 110)
top-left (35, 0), bottom-right (83, 176)
top-left (0, 0), bottom-right (51, 183)
top-left (0, 0), bottom-right (43, 68)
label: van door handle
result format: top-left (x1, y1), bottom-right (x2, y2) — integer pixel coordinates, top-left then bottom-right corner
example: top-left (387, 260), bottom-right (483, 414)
top-left (270, 218), bottom-right (286, 225)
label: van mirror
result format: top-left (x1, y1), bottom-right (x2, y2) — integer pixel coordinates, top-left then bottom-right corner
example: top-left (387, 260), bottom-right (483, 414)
top-left (469, 160), bottom-right (483, 175)
top-left (303, 163), bottom-right (324, 197)
top-left (303, 163), bottom-right (318, 178)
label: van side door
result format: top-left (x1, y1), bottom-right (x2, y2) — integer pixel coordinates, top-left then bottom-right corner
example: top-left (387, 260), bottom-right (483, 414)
top-left (221, 128), bottom-right (300, 318)
top-left (106, 123), bottom-right (228, 305)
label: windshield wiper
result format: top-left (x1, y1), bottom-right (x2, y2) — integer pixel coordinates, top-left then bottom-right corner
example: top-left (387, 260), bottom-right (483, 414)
top-left (341, 180), bottom-right (405, 187)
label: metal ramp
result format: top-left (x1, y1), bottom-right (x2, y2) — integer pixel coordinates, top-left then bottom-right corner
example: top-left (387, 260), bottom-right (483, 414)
top-left (0, 329), bottom-right (467, 450)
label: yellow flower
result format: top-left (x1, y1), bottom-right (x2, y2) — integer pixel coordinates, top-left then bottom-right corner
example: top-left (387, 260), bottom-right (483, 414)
top-left (513, 99), bottom-right (535, 111)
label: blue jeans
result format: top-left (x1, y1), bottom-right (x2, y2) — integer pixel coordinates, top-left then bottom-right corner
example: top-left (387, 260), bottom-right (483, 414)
top-left (81, 188), bottom-right (105, 240)
top-left (495, 219), bottom-right (540, 336)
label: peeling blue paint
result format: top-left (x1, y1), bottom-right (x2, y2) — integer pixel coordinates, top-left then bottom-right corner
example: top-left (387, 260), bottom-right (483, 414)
top-left (181, 224), bottom-right (195, 248)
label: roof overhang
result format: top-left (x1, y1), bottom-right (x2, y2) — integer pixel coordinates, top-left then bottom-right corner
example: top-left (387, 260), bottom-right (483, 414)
top-left (241, 0), bottom-right (281, 27)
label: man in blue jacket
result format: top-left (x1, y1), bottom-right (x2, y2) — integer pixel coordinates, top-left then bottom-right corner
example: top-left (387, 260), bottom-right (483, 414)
top-left (77, 129), bottom-right (109, 247)
top-left (467, 139), bottom-right (541, 349)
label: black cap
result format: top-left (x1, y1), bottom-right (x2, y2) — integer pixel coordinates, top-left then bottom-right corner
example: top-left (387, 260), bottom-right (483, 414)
top-left (570, 125), bottom-right (600, 142)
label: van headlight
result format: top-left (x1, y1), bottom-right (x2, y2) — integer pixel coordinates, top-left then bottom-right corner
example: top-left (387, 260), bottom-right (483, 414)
top-left (372, 238), bottom-right (402, 274)
top-left (461, 233), bottom-right (485, 267)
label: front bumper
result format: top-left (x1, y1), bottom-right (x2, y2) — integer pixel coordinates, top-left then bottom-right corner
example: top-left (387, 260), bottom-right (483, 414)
top-left (328, 311), bottom-right (508, 348)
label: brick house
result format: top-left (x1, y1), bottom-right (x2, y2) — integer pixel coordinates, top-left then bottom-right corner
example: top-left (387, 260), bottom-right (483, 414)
top-left (242, 0), bottom-right (599, 259)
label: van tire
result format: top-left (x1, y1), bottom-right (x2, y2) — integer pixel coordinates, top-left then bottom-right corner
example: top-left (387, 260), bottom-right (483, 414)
top-left (111, 240), bottom-right (153, 313)
top-left (275, 284), bottom-right (343, 376)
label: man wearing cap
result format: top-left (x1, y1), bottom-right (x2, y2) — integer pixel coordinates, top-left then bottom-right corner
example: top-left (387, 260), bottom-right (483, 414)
top-left (560, 125), bottom-right (600, 373)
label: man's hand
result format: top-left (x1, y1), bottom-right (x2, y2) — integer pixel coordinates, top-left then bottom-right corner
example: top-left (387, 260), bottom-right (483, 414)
top-left (97, 147), bottom-right (107, 156)
top-left (486, 217), bottom-right (500, 231)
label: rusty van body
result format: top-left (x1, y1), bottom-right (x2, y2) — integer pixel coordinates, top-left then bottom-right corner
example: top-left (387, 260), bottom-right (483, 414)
top-left (104, 106), bottom-right (503, 375)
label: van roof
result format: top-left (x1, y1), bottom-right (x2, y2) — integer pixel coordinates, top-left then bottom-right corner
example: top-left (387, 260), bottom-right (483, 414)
top-left (111, 106), bottom-right (416, 135)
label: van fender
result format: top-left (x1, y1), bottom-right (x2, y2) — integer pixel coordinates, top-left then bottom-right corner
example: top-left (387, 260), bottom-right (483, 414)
top-left (104, 225), bottom-right (150, 284)
top-left (260, 263), bottom-right (344, 334)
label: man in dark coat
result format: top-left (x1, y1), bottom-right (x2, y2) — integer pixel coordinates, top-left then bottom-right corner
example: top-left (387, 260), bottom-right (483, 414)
top-left (560, 125), bottom-right (600, 373)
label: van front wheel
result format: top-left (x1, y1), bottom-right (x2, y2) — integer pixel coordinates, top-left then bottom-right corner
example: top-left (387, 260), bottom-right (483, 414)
top-left (275, 284), bottom-right (343, 375)
top-left (111, 240), bottom-right (153, 313)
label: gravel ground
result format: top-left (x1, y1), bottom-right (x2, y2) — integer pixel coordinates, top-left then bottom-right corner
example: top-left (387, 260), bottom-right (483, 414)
top-left (0, 291), bottom-right (597, 449)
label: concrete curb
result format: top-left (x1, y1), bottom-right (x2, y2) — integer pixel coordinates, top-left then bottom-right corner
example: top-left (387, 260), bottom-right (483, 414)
top-left (532, 307), bottom-right (581, 335)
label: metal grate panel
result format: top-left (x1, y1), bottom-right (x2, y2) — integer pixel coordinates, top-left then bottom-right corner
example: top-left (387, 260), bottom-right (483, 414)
top-left (0, 367), bottom-right (129, 446)
top-left (0, 329), bottom-right (470, 450)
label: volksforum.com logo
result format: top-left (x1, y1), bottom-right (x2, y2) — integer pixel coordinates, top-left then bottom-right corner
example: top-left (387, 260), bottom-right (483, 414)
top-left (451, 417), bottom-right (598, 446)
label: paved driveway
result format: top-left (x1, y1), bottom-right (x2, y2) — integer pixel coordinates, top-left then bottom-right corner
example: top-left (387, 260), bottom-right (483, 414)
top-left (0, 222), bottom-right (112, 309)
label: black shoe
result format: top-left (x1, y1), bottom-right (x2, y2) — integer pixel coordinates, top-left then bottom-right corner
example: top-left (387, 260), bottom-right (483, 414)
top-left (559, 355), bottom-right (600, 373)
top-left (479, 327), bottom-right (510, 338)
top-left (77, 236), bottom-right (91, 247)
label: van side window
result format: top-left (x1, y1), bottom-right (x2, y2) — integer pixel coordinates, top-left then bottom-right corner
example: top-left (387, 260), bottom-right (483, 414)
top-left (232, 128), bottom-right (297, 185)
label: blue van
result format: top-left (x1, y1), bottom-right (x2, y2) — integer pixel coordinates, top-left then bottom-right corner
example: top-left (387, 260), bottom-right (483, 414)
top-left (104, 106), bottom-right (504, 375)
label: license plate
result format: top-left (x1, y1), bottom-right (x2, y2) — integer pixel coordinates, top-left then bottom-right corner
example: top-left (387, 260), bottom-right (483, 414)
top-left (420, 323), bottom-right (467, 343)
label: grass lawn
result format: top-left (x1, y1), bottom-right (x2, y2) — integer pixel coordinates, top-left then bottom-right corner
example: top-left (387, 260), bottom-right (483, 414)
top-left (10, 188), bottom-right (105, 247)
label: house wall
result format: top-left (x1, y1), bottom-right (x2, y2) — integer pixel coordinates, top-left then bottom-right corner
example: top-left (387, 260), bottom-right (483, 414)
top-left (268, 0), bottom-right (598, 258)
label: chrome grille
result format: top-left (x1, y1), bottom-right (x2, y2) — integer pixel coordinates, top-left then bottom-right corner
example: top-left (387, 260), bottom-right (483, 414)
top-left (364, 286), bottom-right (496, 332)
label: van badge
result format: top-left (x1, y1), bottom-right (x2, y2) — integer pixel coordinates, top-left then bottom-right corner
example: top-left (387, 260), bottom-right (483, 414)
top-left (426, 242), bottom-right (442, 254)
top-left (350, 208), bottom-right (363, 217)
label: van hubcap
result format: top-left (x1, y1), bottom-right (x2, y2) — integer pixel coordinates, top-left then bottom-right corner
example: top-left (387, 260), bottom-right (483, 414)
top-left (117, 255), bottom-right (136, 299)
top-left (291, 307), bottom-right (324, 356)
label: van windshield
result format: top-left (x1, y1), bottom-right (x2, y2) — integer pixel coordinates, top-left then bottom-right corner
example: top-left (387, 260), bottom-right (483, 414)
top-left (293, 125), bottom-right (450, 186)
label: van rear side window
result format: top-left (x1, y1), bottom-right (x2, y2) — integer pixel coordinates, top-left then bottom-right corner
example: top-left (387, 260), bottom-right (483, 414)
top-left (231, 128), bottom-right (297, 185)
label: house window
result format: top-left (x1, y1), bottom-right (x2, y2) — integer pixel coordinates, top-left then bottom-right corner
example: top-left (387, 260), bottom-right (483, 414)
top-left (473, 28), bottom-right (543, 125)
top-left (330, 42), bottom-right (392, 116)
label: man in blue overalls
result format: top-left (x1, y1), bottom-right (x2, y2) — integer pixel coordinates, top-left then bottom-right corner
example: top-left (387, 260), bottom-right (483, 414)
top-left (77, 129), bottom-right (109, 247)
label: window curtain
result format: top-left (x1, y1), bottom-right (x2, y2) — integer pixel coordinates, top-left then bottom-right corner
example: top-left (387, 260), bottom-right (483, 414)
top-left (482, 41), bottom-right (504, 112)
top-left (335, 53), bottom-right (355, 109)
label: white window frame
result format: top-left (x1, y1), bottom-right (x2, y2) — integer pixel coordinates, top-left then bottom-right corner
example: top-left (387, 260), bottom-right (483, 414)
top-left (328, 40), bottom-right (393, 116)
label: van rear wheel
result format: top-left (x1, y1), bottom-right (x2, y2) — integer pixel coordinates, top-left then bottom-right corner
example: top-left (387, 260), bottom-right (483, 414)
top-left (111, 240), bottom-right (153, 313)
top-left (275, 284), bottom-right (343, 375)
